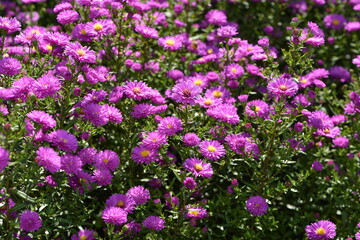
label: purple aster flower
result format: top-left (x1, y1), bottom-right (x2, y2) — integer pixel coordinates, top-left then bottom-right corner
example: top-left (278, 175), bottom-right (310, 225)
top-left (106, 194), bottom-right (135, 213)
top-left (245, 100), bottom-right (270, 118)
top-left (0, 17), bottom-right (21, 34)
top-left (92, 168), bottom-right (113, 186)
top-left (185, 205), bottom-right (208, 219)
top-left (171, 81), bottom-right (202, 105)
top-left (183, 157), bottom-right (213, 178)
top-left (33, 75), bottom-right (61, 99)
top-left (53, 3), bottom-right (73, 13)
top-left (71, 229), bottom-right (96, 240)
top-left (324, 14), bottom-right (346, 30)
top-left (142, 131), bottom-right (167, 149)
top-left (19, 210), bottom-right (42, 232)
top-left (353, 56), bottom-right (360, 67)
top-left (61, 154), bottom-right (82, 174)
top-left (131, 103), bottom-right (157, 118)
top-left (329, 66), bottom-right (351, 83)
top-left (123, 80), bottom-right (151, 100)
top-left (64, 41), bottom-right (96, 63)
top-left (205, 86), bottom-right (231, 101)
top-left (246, 195), bottom-right (268, 216)
top-left (198, 140), bottom-right (226, 161)
top-left (102, 207), bottom-right (128, 225)
top-left (135, 25), bottom-right (159, 39)
top-left (157, 116), bottom-right (183, 136)
top-left (305, 36), bottom-right (325, 46)
top-left (78, 147), bottom-right (97, 165)
top-left (11, 76), bottom-right (35, 100)
top-left (35, 147), bottom-right (61, 173)
top-left (68, 170), bottom-right (93, 193)
top-left (314, 127), bottom-right (341, 138)
top-left (82, 103), bottom-right (109, 126)
top-left (312, 161), bottom-right (323, 171)
top-left (131, 144), bottom-right (158, 164)
top-left (158, 36), bottom-right (182, 51)
top-left (183, 133), bottom-right (201, 146)
top-left (94, 150), bottom-right (120, 171)
top-left (101, 104), bottom-right (123, 124)
top-left (142, 216), bottom-right (165, 231)
top-left (224, 63), bottom-right (244, 79)
top-left (308, 111), bottom-right (333, 129)
top-left (267, 77), bottom-right (298, 97)
top-left (0, 57), bottom-right (21, 76)
top-left (26, 111), bottom-right (56, 131)
top-left (332, 136), bottom-right (349, 148)
top-left (127, 185), bottom-right (150, 205)
top-left (72, 23), bottom-right (96, 42)
top-left (196, 96), bottom-right (222, 108)
top-left (205, 9), bottom-right (227, 26)
top-left (345, 21), bottom-right (360, 32)
top-left (305, 220), bottom-right (336, 240)
top-left (207, 103), bottom-right (240, 125)
top-left (0, 147), bottom-right (10, 173)
top-left (217, 25), bottom-right (238, 38)
top-left (48, 129), bottom-right (78, 152)
top-left (85, 20), bottom-right (116, 37)
top-left (184, 177), bottom-right (197, 190)
top-left (57, 10), bottom-right (80, 25)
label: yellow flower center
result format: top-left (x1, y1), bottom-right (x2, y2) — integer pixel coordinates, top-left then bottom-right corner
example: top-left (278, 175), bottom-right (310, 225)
top-left (76, 49), bottom-right (86, 56)
top-left (132, 87), bottom-right (141, 93)
top-left (332, 19), bottom-right (340, 26)
top-left (60, 137), bottom-right (67, 143)
top-left (80, 236), bottom-right (87, 240)
top-left (247, 47), bottom-right (254, 51)
top-left (194, 164), bottom-right (203, 172)
top-left (3, 53), bottom-right (9, 57)
top-left (316, 227), bottom-right (326, 235)
top-left (254, 106), bottom-right (261, 112)
top-left (301, 79), bottom-right (307, 83)
top-left (165, 39), bottom-right (175, 45)
top-left (188, 210), bottom-right (199, 215)
top-left (80, 29), bottom-right (87, 35)
top-left (167, 124), bottom-right (173, 128)
top-left (103, 158), bottom-right (109, 163)
top-left (140, 150), bottom-right (150, 157)
top-left (204, 99), bottom-right (212, 106)
top-left (31, 29), bottom-right (40, 34)
top-left (231, 68), bottom-right (237, 73)
top-left (207, 146), bottom-right (216, 152)
top-left (207, 48), bottom-right (213, 54)
top-left (212, 91), bottom-right (223, 98)
top-left (116, 201), bottom-right (125, 208)
top-left (93, 23), bottom-right (103, 31)
top-left (323, 129), bottom-right (330, 134)
top-left (194, 80), bottom-right (203, 85)
top-left (46, 44), bottom-right (53, 51)
top-left (279, 85), bottom-right (288, 91)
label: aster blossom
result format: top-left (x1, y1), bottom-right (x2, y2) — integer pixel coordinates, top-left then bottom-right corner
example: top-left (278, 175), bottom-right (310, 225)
top-left (19, 210), bottom-right (42, 232)
top-left (64, 41), bottom-right (96, 63)
top-left (26, 110), bottom-right (56, 131)
top-left (48, 129), bottom-right (78, 152)
top-left (0, 147), bottom-right (10, 173)
top-left (207, 103), bottom-right (240, 125)
top-left (142, 216), bottom-right (165, 231)
top-left (106, 194), bottom-right (135, 213)
top-left (126, 185), bottom-right (150, 205)
top-left (158, 36), bottom-right (182, 51)
top-left (157, 116), bottom-right (183, 136)
top-left (245, 100), bottom-right (270, 118)
top-left (183, 157), bottom-right (213, 178)
top-left (102, 207), bottom-right (128, 225)
top-left (0, 57), bottom-right (22, 76)
top-left (246, 195), bottom-right (268, 216)
top-left (35, 147), bottom-right (61, 173)
top-left (198, 140), bottom-right (226, 161)
top-left (267, 77), bottom-right (298, 97)
top-left (305, 220), bottom-right (336, 240)
top-left (171, 81), bottom-right (202, 105)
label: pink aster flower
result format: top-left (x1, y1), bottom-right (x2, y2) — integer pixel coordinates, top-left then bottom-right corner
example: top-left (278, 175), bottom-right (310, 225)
top-left (19, 210), bottom-right (42, 232)
top-left (142, 216), bottom-right (165, 231)
top-left (64, 41), bottom-right (96, 63)
top-left (61, 154), bottom-right (82, 174)
top-left (198, 140), bottom-right (226, 161)
top-left (206, 103), bottom-right (240, 125)
top-left (131, 103), bottom-right (157, 118)
top-left (157, 116), bottom-right (183, 136)
top-left (308, 111), bottom-right (333, 129)
top-left (26, 111), bottom-right (56, 131)
top-left (57, 10), bottom-right (80, 25)
top-left (35, 147), bottom-right (61, 173)
top-left (204, 86), bottom-right (231, 101)
top-left (205, 9), bottom-right (227, 26)
top-left (196, 96), bottom-right (222, 108)
top-left (142, 131), bottom-right (167, 149)
top-left (85, 19), bottom-right (116, 37)
top-left (183, 157), bottom-right (213, 178)
top-left (324, 14), bottom-right (346, 30)
top-left (305, 220), bottom-right (336, 240)
top-left (123, 80), bottom-right (151, 100)
top-left (0, 147), bottom-right (10, 173)
top-left (33, 75), bottom-right (61, 99)
top-left (131, 144), bottom-right (158, 164)
top-left (158, 36), bottom-right (182, 51)
top-left (245, 100), bottom-right (270, 118)
top-left (217, 25), bottom-right (238, 38)
top-left (102, 207), bottom-right (128, 225)
top-left (185, 205), bottom-right (209, 219)
top-left (106, 194), bottom-right (135, 213)
top-left (171, 81), bottom-right (202, 105)
top-left (246, 195), bottom-right (268, 216)
top-left (126, 185), bottom-right (150, 205)
top-left (183, 133), bottom-right (201, 146)
top-left (101, 104), bottom-right (123, 124)
top-left (0, 57), bottom-right (22, 76)
top-left (0, 17), bottom-right (21, 34)
top-left (135, 25), bottom-right (159, 39)
top-left (332, 136), bottom-right (349, 148)
top-left (353, 56), bottom-right (360, 67)
top-left (267, 77), bottom-right (298, 97)
top-left (48, 129), bottom-right (78, 152)
top-left (94, 150), bottom-right (120, 171)
top-left (224, 63), bottom-right (244, 79)
top-left (82, 103), bottom-right (109, 127)
top-left (71, 229), bottom-right (96, 240)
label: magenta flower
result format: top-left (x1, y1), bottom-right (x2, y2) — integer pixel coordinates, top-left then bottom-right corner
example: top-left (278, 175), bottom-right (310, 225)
top-left (71, 229), bottom-right (96, 240)
top-left (207, 103), bottom-right (240, 125)
top-left (158, 36), bottom-right (182, 51)
top-left (127, 185), bottom-right (150, 205)
top-left (312, 161), bottom-right (323, 171)
top-left (332, 136), bottom-right (349, 148)
top-left (48, 129), bottom-right (78, 152)
top-left (26, 111), bottom-right (56, 131)
top-left (92, 168), bottom-right (113, 186)
top-left (183, 157), bottom-right (213, 178)
top-left (35, 147), bottom-right (61, 173)
top-left (171, 81), bottom-right (202, 105)
top-left (57, 10), bottom-right (80, 25)
top-left (131, 144), bottom-right (158, 164)
top-left (157, 117), bottom-right (183, 136)
top-left (60, 154), bottom-right (82, 174)
top-left (0, 147), bottom-right (10, 173)
top-left (123, 80), bottom-right (151, 100)
top-left (142, 131), bottom-right (167, 149)
top-left (246, 196), bottom-right (268, 216)
top-left (142, 216), bottom-right (165, 231)
top-left (183, 133), bottom-right (201, 146)
top-left (0, 17), bottom-right (21, 34)
top-left (198, 140), bottom-right (226, 161)
top-left (135, 25), bottom-right (159, 39)
top-left (324, 14), bottom-right (346, 30)
top-left (64, 41), bottom-right (96, 63)
top-left (19, 210), bottom-right (42, 232)
top-left (267, 77), bottom-right (298, 97)
top-left (245, 100), bottom-right (270, 118)
top-left (205, 9), bottom-right (227, 26)
top-left (224, 63), bottom-right (244, 79)
top-left (106, 194), bottom-right (135, 213)
top-left (102, 207), bottom-right (128, 225)
top-left (94, 150), bottom-right (120, 171)
top-left (308, 111), bottom-right (333, 130)
top-left (33, 75), bottom-right (61, 99)
top-left (185, 205), bottom-right (209, 219)
top-left (0, 57), bottom-right (21, 76)
top-left (305, 220), bottom-right (336, 240)
top-left (82, 103), bottom-right (109, 127)
top-left (85, 19), bottom-right (116, 37)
